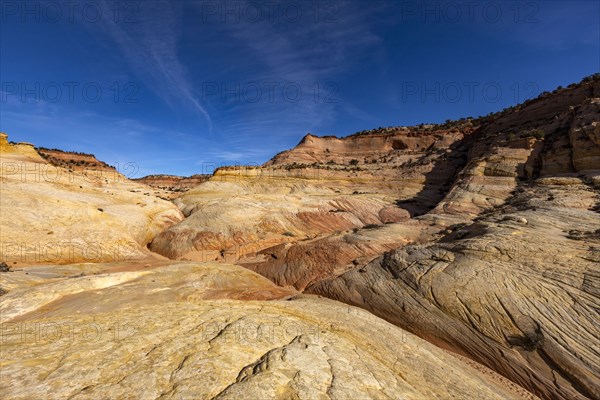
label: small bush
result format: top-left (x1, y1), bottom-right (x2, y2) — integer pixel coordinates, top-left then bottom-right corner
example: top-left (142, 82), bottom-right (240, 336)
top-left (531, 129), bottom-right (545, 139)
top-left (0, 262), bottom-right (10, 272)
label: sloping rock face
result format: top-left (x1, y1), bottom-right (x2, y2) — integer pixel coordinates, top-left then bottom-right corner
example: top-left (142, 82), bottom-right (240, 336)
top-left (150, 125), bottom-right (473, 262)
top-left (151, 76), bottom-right (600, 399)
top-left (248, 78), bottom-right (600, 400)
top-left (250, 79), bottom-right (600, 399)
top-left (36, 147), bottom-right (118, 175)
top-left (308, 175), bottom-right (600, 400)
top-left (432, 78), bottom-right (599, 217)
top-left (0, 134), bottom-right (184, 265)
top-left (0, 261), bottom-right (527, 399)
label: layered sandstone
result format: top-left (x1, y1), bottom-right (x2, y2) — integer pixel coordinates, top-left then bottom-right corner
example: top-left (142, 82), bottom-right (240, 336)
top-left (0, 261), bottom-right (529, 399)
top-left (134, 174), bottom-right (210, 190)
top-left (0, 134), bottom-right (184, 265)
top-left (308, 175), bottom-right (600, 400)
top-left (1, 75), bottom-right (598, 400)
top-left (149, 75), bottom-right (600, 399)
top-left (267, 122), bottom-right (473, 167)
top-left (149, 125), bottom-right (472, 262)
top-left (133, 174), bottom-right (210, 199)
top-left (248, 77), bottom-right (600, 400)
top-left (36, 147), bottom-right (117, 175)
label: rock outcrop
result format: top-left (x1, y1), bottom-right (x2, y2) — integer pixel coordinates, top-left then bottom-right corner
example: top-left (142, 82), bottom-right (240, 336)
top-left (0, 261), bottom-right (530, 399)
top-left (149, 125), bottom-right (472, 262)
top-left (307, 175), bottom-right (600, 400)
top-left (36, 147), bottom-right (118, 175)
top-left (149, 75), bottom-right (600, 399)
top-left (0, 134), bottom-right (184, 265)
top-left (133, 174), bottom-right (210, 199)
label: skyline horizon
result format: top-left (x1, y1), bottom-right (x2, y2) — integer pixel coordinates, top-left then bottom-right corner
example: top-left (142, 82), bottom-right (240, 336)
top-left (3, 71), bottom-right (597, 178)
top-left (2, 0), bottom-right (598, 176)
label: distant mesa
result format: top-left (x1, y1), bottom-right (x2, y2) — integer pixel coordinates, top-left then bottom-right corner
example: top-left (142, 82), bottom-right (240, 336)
top-left (133, 174), bottom-right (210, 194)
top-left (36, 147), bottom-right (118, 174)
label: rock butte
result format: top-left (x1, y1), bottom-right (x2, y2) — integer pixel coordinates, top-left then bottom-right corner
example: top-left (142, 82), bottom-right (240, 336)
top-left (0, 74), bottom-right (598, 400)
top-left (36, 147), bottom-right (118, 175)
top-left (133, 174), bottom-right (210, 192)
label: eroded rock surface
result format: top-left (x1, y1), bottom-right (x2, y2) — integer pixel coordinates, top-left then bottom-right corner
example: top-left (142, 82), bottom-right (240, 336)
top-left (36, 147), bottom-right (118, 175)
top-left (309, 175), bottom-right (600, 400)
top-left (2, 76), bottom-right (598, 400)
top-left (0, 262), bottom-right (528, 399)
top-left (149, 76), bottom-right (600, 399)
top-left (0, 134), bottom-right (184, 265)
top-left (150, 124), bottom-right (472, 262)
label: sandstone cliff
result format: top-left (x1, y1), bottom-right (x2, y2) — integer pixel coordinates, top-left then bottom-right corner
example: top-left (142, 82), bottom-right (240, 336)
top-left (36, 147), bottom-right (117, 175)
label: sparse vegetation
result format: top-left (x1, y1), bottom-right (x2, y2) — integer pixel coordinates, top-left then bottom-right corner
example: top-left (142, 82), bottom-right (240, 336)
top-left (528, 129), bottom-right (545, 139)
top-left (0, 262), bottom-right (10, 272)
top-left (363, 224), bottom-right (380, 229)
top-left (566, 229), bottom-right (600, 241)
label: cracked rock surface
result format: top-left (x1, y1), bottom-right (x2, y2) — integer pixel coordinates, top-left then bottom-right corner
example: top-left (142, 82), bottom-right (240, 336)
top-left (0, 262), bottom-right (527, 399)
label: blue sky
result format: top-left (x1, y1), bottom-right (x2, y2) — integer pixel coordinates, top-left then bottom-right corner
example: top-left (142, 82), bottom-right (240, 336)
top-left (1, 0), bottom-right (598, 176)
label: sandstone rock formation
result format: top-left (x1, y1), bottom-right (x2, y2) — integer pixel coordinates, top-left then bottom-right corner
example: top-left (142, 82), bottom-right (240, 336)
top-left (149, 75), bottom-right (600, 399)
top-left (1, 75), bottom-right (598, 400)
top-left (36, 147), bottom-right (118, 175)
top-left (149, 124), bottom-right (472, 262)
top-left (251, 77), bottom-right (600, 400)
top-left (0, 134), bottom-right (184, 265)
top-left (0, 261), bottom-right (531, 399)
top-left (133, 174), bottom-right (210, 199)
top-left (134, 174), bottom-right (210, 191)
top-left (308, 176), bottom-right (600, 400)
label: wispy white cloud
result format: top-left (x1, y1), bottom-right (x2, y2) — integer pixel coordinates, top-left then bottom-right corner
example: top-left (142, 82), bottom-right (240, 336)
top-left (197, 149), bottom-right (269, 162)
top-left (95, 0), bottom-right (212, 129)
top-left (195, 0), bottom-right (383, 137)
top-left (1, 96), bottom-right (280, 175)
